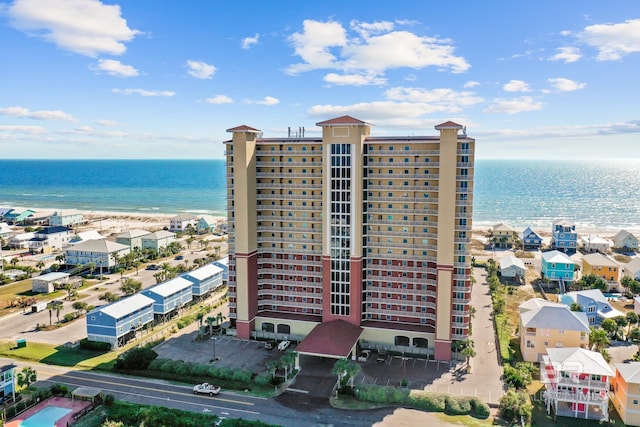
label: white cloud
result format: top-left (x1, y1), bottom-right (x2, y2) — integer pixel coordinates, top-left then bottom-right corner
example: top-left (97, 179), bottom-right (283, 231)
top-left (112, 88), bottom-right (175, 97)
top-left (503, 80), bottom-right (531, 93)
top-left (464, 81), bottom-right (480, 88)
top-left (323, 73), bottom-right (386, 86)
top-left (255, 96), bottom-right (279, 106)
top-left (286, 19), bottom-right (469, 79)
top-left (92, 59), bottom-right (139, 77)
top-left (484, 97), bottom-right (543, 114)
top-left (241, 33), bottom-right (259, 49)
top-left (384, 87), bottom-right (483, 112)
top-left (95, 119), bottom-right (118, 126)
top-left (549, 46), bottom-right (582, 63)
top-left (7, 0), bottom-right (140, 57)
top-left (186, 60), bottom-right (216, 79)
top-left (0, 105), bottom-right (77, 121)
top-left (579, 18), bottom-right (640, 60)
top-left (0, 125), bottom-right (46, 134)
top-left (547, 77), bottom-right (586, 92)
top-left (205, 95), bottom-right (233, 104)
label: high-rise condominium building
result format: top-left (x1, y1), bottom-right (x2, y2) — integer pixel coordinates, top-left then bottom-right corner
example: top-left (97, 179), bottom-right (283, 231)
top-left (224, 116), bottom-right (474, 360)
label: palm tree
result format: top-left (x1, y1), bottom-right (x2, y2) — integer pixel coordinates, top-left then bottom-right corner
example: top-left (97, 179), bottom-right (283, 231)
top-left (47, 300), bottom-right (63, 325)
top-left (215, 312), bottom-right (226, 328)
top-left (589, 327), bottom-right (610, 351)
top-left (461, 338), bottom-right (476, 368)
top-left (17, 366), bottom-right (37, 390)
top-left (214, 245), bottom-right (221, 259)
top-left (628, 312), bottom-right (639, 335)
top-left (205, 316), bottom-right (217, 336)
top-left (332, 358), bottom-right (361, 387)
top-left (88, 262), bottom-right (96, 277)
top-left (36, 260), bottom-right (45, 271)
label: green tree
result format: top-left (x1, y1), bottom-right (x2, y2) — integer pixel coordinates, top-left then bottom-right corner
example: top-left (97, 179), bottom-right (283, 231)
top-left (499, 389), bottom-right (532, 425)
top-left (601, 318), bottom-right (617, 338)
top-left (17, 366), bottom-right (37, 390)
top-left (72, 301), bottom-right (88, 315)
top-left (205, 316), bottom-right (217, 336)
top-left (628, 312), bottom-right (640, 335)
top-left (114, 348), bottom-right (158, 370)
top-left (630, 328), bottom-right (640, 355)
top-left (622, 275), bottom-right (635, 295)
top-left (600, 348), bottom-right (611, 363)
top-left (36, 260), bottom-right (45, 270)
top-left (87, 262), bottom-right (96, 276)
top-left (47, 300), bottom-right (63, 325)
top-left (63, 282), bottom-right (76, 300)
top-left (460, 338), bottom-right (476, 368)
top-left (615, 316), bottom-right (629, 340)
top-left (332, 358), bottom-right (361, 387)
top-left (120, 277), bottom-right (142, 295)
top-left (569, 302), bottom-right (582, 312)
top-left (589, 327), bottom-right (610, 351)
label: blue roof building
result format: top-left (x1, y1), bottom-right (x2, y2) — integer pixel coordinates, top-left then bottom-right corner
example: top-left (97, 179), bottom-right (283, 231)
top-left (141, 277), bottom-right (193, 321)
top-left (0, 364), bottom-right (16, 403)
top-left (560, 289), bottom-right (624, 325)
top-left (520, 227), bottom-right (543, 250)
top-left (86, 294), bottom-right (154, 349)
top-left (541, 250), bottom-right (576, 284)
top-left (551, 219), bottom-right (578, 254)
top-left (182, 263), bottom-right (224, 298)
top-left (213, 257), bottom-right (229, 281)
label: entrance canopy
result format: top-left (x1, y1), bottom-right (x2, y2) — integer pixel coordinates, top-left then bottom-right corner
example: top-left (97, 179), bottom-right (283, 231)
top-left (295, 319), bottom-right (363, 359)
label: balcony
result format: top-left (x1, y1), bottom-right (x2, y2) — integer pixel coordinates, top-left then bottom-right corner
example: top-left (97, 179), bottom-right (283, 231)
top-left (257, 172), bottom-right (322, 179)
top-left (257, 183), bottom-right (322, 190)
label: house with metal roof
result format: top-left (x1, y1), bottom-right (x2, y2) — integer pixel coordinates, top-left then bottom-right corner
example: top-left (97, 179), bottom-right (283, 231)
top-left (182, 263), bottom-right (224, 298)
top-left (0, 222), bottom-right (12, 240)
top-left (28, 226), bottom-right (72, 254)
top-left (542, 347), bottom-right (613, 421)
top-left (141, 230), bottom-right (176, 253)
top-left (8, 232), bottom-right (35, 249)
top-left (115, 229), bottom-right (150, 251)
top-left (492, 223), bottom-right (516, 248)
top-left (32, 272), bottom-right (70, 294)
top-left (541, 250), bottom-right (576, 285)
top-left (519, 304), bottom-right (589, 362)
top-left (69, 230), bottom-right (104, 245)
top-left (64, 239), bottom-right (130, 272)
top-left (551, 219), bottom-right (578, 254)
top-left (613, 230), bottom-right (639, 250)
top-left (582, 252), bottom-right (621, 291)
top-left (169, 213), bottom-right (197, 233)
top-left (499, 255), bottom-right (526, 279)
top-left (612, 362), bottom-right (640, 426)
top-left (86, 294), bottom-right (155, 348)
top-left (560, 289), bottom-right (624, 325)
top-left (520, 227), bottom-right (543, 250)
top-left (624, 258), bottom-right (640, 281)
top-left (196, 215), bottom-right (219, 234)
top-left (580, 235), bottom-right (612, 254)
top-left (49, 210), bottom-right (84, 227)
top-left (213, 257), bottom-right (229, 281)
top-left (141, 277), bottom-right (193, 322)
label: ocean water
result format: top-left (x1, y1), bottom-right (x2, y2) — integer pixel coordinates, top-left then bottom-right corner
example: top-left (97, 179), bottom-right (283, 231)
top-left (1, 159), bottom-right (639, 232)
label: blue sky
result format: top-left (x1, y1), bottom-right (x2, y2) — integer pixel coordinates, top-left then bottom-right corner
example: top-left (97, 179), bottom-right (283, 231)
top-left (1, 0), bottom-right (639, 160)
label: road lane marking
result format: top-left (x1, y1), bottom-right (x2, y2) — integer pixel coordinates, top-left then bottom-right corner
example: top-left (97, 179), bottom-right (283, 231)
top-left (37, 369), bottom-right (254, 406)
top-left (37, 377), bottom-right (260, 415)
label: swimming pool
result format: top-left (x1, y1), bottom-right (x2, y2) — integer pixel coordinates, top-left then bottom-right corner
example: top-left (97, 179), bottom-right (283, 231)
top-left (20, 406), bottom-right (72, 427)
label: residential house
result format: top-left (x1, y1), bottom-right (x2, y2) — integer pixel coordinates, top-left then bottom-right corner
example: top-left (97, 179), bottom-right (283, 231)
top-left (24, 209), bottom-right (55, 226)
top-left (542, 347), bottom-right (613, 421)
top-left (582, 252), bottom-right (621, 291)
top-left (4, 209), bottom-right (35, 224)
top-left (141, 230), bottom-right (176, 253)
top-left (613, 230), bottom-right (639, 251)
top-left (32, 272), bottom-right (70, 294)
top-left (141, 277), bottom-right (193, 322)
top-left (115, 229), bottom-right (150, 251)
top-left (182, 263), bottom-right (224, 298)
top-left (0, 222), bottom-right (12, 239)
top-left (49, 210), bottom-right (84, 227)
top-left (169, 213), bottom-right (197, 233)
top-left (560, 289), bottom-right (624, 325)
top-left (552, 219), bottom-right (578, 254)
top-left (541, 250), bottom-right (576, 284)
top-left (520, 227), bottom-right (543, 250)
top-left (213, 257), bottom-right (229, 282)
top-left (499, 255), bottom-right (526, 279)
top-left (492, 223), bottom-right (515, 248)
top-left (69, 230), bottom-right (104, 245)
top-left (0, 364), bottom-right (16, 403)
top-left (519, 298), bottom-right (565, 314)
top-left (8, 232), bottom-right (35, 249)
top-left (86, 294), bottom-right (155, 349)
top-left (64, 239), bottom-right (130, 272)
top-left (196, 215), bottom-right (219, 234)
top-left (0, 208), bottom-right (14, 220)
top-left (612, 362), bottom-right (640, 426)
top-left (519, 302), bottom-right (590, 362)
top-left (28, 226), bottom-right (72, 254)
top-left (580, 235), bottom-right (612, 253)
top-left (625, 258), bottom-right (640, 281)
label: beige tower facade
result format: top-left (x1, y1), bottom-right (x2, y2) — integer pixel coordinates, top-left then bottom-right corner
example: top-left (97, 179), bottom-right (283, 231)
top-left (225, 116), bottom-right (474, 360)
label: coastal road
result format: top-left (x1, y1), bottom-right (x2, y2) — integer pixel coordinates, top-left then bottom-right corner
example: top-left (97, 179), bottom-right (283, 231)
top-left (1, 358), bottom-right (397, 427)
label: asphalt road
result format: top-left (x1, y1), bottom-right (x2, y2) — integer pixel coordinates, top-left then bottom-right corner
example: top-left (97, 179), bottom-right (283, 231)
top-left (2, 358), bottom-right (397, 427)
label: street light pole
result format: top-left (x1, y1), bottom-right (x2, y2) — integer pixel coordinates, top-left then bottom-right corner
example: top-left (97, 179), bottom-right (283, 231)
top-left (211, 335), bottom-right (217, 363)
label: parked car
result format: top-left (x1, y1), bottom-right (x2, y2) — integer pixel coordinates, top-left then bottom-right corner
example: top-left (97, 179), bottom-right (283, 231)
top-left (376, 350), bottom-right (387, 364)
top-left (193, 383), bottom-right (221, 396)
top-left (175, 255), bottom-right (184, 260)
top-left (264, 340), bottom-right (276, 350)
top-left (357, 350), bottom-right (371, 362)
top-left (278, 340), bottom-right (291, 351)
top-left (146, 264), bottom-right (159, 270)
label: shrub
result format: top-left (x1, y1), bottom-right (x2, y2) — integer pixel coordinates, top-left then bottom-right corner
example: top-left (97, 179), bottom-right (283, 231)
top-left (63, 313), bottom-right (77, 322)
top-left (409, 391), bottom-right (446, 412)
top-left (504, 362), bottom-right (534, 389)
top-left (254, 371), bottom-right (271, 386)
top-left (499, 389), bottom-right (532, 424)
top-left (79, 338), bottom-right (112, 351)
top-left (338, 385), bottom-right (355, 396)
top-left (445, 395), bottom-right (472, 415)
top-left (49, 383), bottom-right (69, 396)
top-left (104, 394), bottom-right (115, 407)
top-left (114, 347), bottom-right (158, 370)
top-left (471, 397), bottom-right (491, 418)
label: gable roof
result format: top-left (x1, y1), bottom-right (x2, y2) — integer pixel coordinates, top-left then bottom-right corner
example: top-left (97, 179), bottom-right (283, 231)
top-left (66, 239), bottom-right (128, 253)
top-left (624, 258), bottom-right (640, 274)
top-left (614, 230), bottom-right (637, 242)
top-left (493, 223), bottom-right (514, 232)
top-left (142, 230), bottom-right (175, 240)
top-left (521, 227), bottom-right (542, 239)
top-left (116, 229), bottom-right (150, 239)
top-left (541, 250), bottom-right (574, 264)
top-left (145, 277), bottom-right (192, 297)
top-left (198, 215), bottom-right (219, 225)
top-left (499, 255), bottom-right (525, 271)
top-left (72, 230), bottom-right (104, 242)
top-left (294, 319), bottom-right (363, 358)
top-left (226, 124), bottom-right (261, 133)
top-left (434, 121), bottom-right (463, 130)
top-left (582, 252), bottom-right (618, 268)
top-left (545, 348), bottom-right (614, 376)
top-left (316, 116), bottom-right (368, 126)
top-left (615, 362), bottom-right (640, 383)
top-left (519, 298), bottom-right (565, 313)
top-left (520, 306), bottom-right (589, 332)
top-left (97, 294), bottom-right (155, 319)
top-left (170, 213), bottom-right (197, 221)
top-left (183, 263), bottom-right (223, 281)
top-left (34, 272), bottom-right (70, 282)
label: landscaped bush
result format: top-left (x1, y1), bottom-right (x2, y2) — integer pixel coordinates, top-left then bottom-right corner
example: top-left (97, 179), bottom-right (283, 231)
top-left (499, 389), bottom-right (532, 424)
top-left (79, 338), bottom-right (112, 352)
top-left (254, 371), bottom-right (271, 386)
top-left (49, 383), bottom-right (69, 396)
top-left (114, 347), bottom-right (158, 370)
top-left (104, 393), bottom-right (115, 407)
top-left (354, 385), bottom-right (489, 418)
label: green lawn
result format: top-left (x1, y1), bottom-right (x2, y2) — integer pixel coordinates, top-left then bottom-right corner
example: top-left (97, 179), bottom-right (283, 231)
top-left (0, 340), bottom-right (117, 369)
